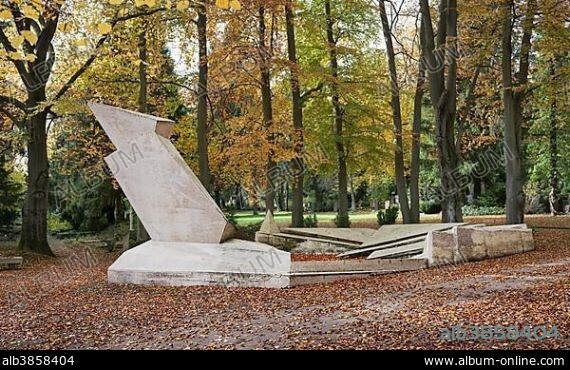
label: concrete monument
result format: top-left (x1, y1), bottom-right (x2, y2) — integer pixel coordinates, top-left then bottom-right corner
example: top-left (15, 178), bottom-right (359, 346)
top-left (89, 103), bottom-right (290, 288)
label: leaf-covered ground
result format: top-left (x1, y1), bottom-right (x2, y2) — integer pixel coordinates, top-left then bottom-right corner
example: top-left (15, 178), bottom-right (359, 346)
top-left (1, 220), bottom-right (569, 349)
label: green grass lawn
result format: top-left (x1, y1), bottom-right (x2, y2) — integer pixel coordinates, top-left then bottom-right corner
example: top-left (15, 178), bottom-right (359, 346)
top-left (233, 211), bottom-right (379, 226)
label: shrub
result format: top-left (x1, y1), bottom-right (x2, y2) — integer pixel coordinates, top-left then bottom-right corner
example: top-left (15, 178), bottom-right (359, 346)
top-left (303, 214), bottom-right (318, 228)
top-left (47, 215), bottom-right (73, 233)
top-left (377, 206), bottom-right (399, 226)
top-left (461, 205), bottom-right (505, 216)
top-left (420, 201), bottom-right (442, 215)
top-left (0, 157), bottom-right (23, 228)
top-left (334, 214), bottom-right (351, 228)
top-left (234, 222), bottom-right (263, 241)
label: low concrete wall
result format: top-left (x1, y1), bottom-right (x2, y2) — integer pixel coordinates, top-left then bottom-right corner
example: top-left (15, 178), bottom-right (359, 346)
top-left (0, 257), bottom-right (23, 271)
top-left (427, 226), bottom-right (534, 267)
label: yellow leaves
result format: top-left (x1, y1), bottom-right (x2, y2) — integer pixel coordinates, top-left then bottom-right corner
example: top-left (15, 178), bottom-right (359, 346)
top-left (135, 0), bottom-right (156, 7)
top-left (58, 22), bottom-right (73, 33)
top-left (108, 0), bottom-right (123, 5)
top-left (21, 30), bottom-right (38, 45)
top-left (97, 23), bottom-right (113, 35)
top-left (21, 5), bottom-right (39, 19)
top-left (10, 35), bottom-right (24, 48)
top-left (0, 9), bottom-right (11, 20)
top-left (24, 54), bottom-right (36, 62)
top-left (215, 0), bottom-right (241, 10)
top-left (76, 38), bottom-right (89, 47)
top-left (176, 0), bottom-right (190, 11)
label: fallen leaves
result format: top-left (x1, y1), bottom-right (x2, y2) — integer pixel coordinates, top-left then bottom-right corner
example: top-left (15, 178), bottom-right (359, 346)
top-left (0, 220), bottom-right (568, 349)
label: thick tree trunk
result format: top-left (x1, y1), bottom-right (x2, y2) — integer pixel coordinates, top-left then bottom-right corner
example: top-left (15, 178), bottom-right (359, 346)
top-left (420, 0), bottom-right (463, 223)
top-left (325, 0), bottom-right (349, 227)
top-left (501, 0), bottom-right (535, 224)
top-left (19, 100), bottom-right (53, 256)
top-left (136, 27), bottom-right (150, 244)
top-left (258, 7), bottom-right (276, 214)
top-left (285, 1), bottom-right (305, 228)
top-left (197, 5), bottom-right (212, 193)
top-left (379, 1), bottom-right (411, 224)
top-left (410, 40), bottom-right (425, 224)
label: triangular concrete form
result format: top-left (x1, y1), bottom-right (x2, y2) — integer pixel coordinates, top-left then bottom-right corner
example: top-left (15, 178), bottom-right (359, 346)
top-left (260, 211), bottom-right (280, 234)
top-left (89, 102), bottom-right (233, 244)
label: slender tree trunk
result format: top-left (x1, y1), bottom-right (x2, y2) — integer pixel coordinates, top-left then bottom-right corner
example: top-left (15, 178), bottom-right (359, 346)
top-left (325, 0), bottom-right (349, 227)
top-left (258, 7), bottom-right (276, 214)
top-left (135, 28), bottom-right (151, 244)
top-left (379, 1), bottom-right (411, 224)
top-left (549, 60), bottom-right (560, 215)
top-left (19, 95), bottom-right (53, 256)
top-left (350, 175), bottom-right (357, 212)
top-left (197, 5), bottom-right (212, 193)
top-left (410, 30), bottom-right (426, 224)
top-left (285, 0), bottom-right (305, 227)
top-left (502, 2), bottom-right (524, 224)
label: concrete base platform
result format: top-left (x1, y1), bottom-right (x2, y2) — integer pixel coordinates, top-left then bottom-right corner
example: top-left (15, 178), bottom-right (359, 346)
top-left (108, 240), bottom-right (291, 288)
top-left (0, 257), bottom-right (23, 271)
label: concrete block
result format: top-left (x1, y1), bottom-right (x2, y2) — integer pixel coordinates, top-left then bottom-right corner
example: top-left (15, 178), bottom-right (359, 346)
top-left (0, 257), bottom-right (23, 270)
top-left (108, 240), bottom-right (291, 289)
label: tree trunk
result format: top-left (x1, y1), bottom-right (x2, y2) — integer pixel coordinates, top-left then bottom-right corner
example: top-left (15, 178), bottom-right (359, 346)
top-left (136, 27), bottom-right (150, 244)
top-left (501, 0), bottom-right (535, 224)
top-left (410, 38), bottom-right (425, 224)
top-left (19, 100), bottom-right (53, 256)
top-left (379, 1), bottom-right (411, 224)
top-left (258, 7), bottom-right (276, 214)
top-left (350, 175), bottom-right (357, 212)
top-left (549, 59), bottom-right (560, 216)
top-left (420, 0), bottom-right (463, 223)
top-left (197, 5), bottom-right (212, 193)
top-left (325, 0), bottom-right (349, 227)
top-left (285, 0), bottom-right (305, 228)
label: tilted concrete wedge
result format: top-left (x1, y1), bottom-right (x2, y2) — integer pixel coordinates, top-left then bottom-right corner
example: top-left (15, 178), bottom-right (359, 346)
top-left (89, 103), bottom-right (289, 288)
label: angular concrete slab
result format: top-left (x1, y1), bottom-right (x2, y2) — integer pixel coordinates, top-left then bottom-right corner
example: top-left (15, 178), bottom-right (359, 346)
top-left (337, 236), bottom-right (427, 258)
top-left (108, 240), bottom-right (291, 288)
top-left (282, 228), bottom-right (378, 244)
top-left (90, 102), bottom-right (232, 244)
top-left (90, 103), bottom-right (290, 288)
top-left (426, 225), bottom-right (535, 267)
top-left (360, 223), bottom-right (465, 249)
top-left (367, 241), bottom-right (426, 260)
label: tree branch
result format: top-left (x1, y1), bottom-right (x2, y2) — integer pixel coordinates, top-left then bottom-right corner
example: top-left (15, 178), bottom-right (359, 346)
top-left (53, 7), bottom-right (166, 102)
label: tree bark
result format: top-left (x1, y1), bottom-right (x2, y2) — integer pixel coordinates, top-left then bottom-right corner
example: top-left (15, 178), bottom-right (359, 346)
top-left (197, 4), bottom-right (212, 193)
top-left (379, 0), bottom-right (411, 224)
top-left (325, 0), bottom-right (349, 227)
top-left (285, 1), bottom-right (305, 227)
top-left (501, 0), bottom-right (536, 224)
top-left (410, 22), bottom-right (426, 224)
top-left (136, 27), bottom-right (150, 244)
top-left (258, 7), bottom-right (276, 214)
top-left (548, 59), bottom-right (560, 216)
top-left (420, 0), bottom-right (463, 223)
top-left (19, 96), bottom-right (53, 256)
